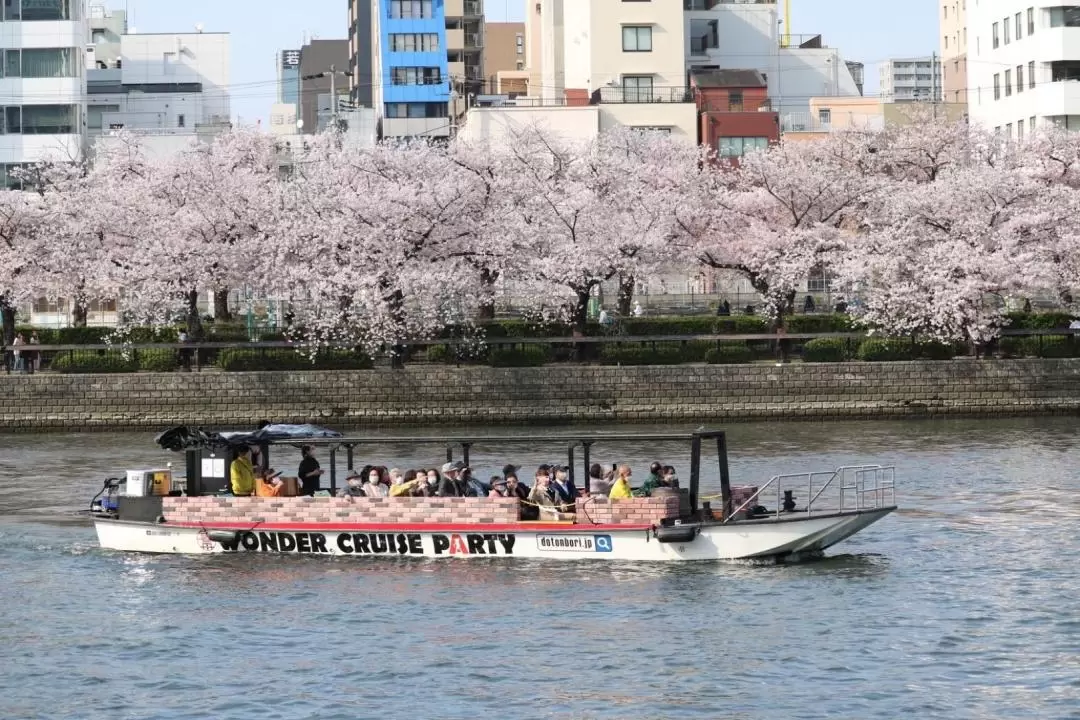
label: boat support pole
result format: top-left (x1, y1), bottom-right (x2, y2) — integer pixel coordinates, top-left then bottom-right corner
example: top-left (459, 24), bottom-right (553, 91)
top-left (690, 433), bottom-right (701, 514)
top-left (462, 443), bottom-right (472, 468)
top-left (717, 433), bottom-right (732, 519)
top-left (329, 447), bottom-right (338, 495)
top-left (581, 441), bottom-right (592, 493)
top-left (567, 444), bottom-right (575, 486)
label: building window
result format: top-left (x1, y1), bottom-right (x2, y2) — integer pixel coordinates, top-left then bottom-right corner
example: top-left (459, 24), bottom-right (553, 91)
top-left (177, 113), bottom-right (185, 128)
top-left (622, 75), bottom-right (653, 102)
top-left (390, 33), bottom-right (440, 52)
top-left (1029, 60), bottom-right (1036, 87)
top-left (632, 127), bottom-right (672, 134)
top-left (1018, 119), bottom-right (1025, 139)
top-left (1049, 7), bottom-right (1080, 27)
top-left (1006, 122), bottom-right (1013, 137)
top-left (515, 33), bottom-right (524, 54)
top-left (1028, 7), bottom-right (1035, 34)
top-left (391, 67), bottom-right (442, 85)
top-left (1016, 12), bottom-right (1023, 39)
top-left (163, 52), bottom-right (177, 74)
top-left (1016, 64), bottom-right (1024, 92)
top-left (1030, 115), bottom-right (1036, 129)
top-left (993, 22), bottom-right (999, 48)
top-left (1004, 16), bottom-right (1011, 44)
top-left (993, 73), bottom-right (1000, 99)
top-left (0, 104), bottom-right (79, 135)
top-left (728, 90), bottom-right (744, 111)
top-left (622, 26), bottom-right (653, 52)
top-left (389, 0), bottom-right (433, 19)
top-left (0, 48), bottom-right (77, 78)
top-left (818, 108), bottom-right (831, 126)
top-left (719, 136), bottom-right (769, 158)
top-left (2, 0), bottom-right (73, 21)
top-left (1005, 69), bottom-right (1012, 95)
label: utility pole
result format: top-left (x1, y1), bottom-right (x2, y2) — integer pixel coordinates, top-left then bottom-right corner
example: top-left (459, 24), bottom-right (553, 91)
top-left (302, 65), bottom-right (349, 132)
top-left (931, 51), bottom-right (938, 119)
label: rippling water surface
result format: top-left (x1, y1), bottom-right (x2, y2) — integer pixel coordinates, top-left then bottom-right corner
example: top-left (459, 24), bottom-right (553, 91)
top-left (2, 418), bottom-right (1079, 719)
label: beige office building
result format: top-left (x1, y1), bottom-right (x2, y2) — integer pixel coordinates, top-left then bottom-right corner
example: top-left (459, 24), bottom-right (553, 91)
top-left (940, 0), bottom-right (968, 104)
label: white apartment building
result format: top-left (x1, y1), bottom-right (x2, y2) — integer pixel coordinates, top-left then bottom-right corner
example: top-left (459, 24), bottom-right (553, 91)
top-left (879, 56), bottom-right (942, 103)
top-left (86, 5), bottom-right (230, 159)
top-left (685, 1), bottom-right (861, 118)
top-left (967, 2), bottom-right (1080, 137)
top-left (0, 0), bottom-right (86, 188)
top-left (940, 0), bottom-right (968, 104)
top-left (479, 0), bottom-right (697, 141)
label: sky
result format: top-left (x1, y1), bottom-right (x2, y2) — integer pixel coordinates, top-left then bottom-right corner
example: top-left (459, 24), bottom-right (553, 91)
top-left (121, 0), bottom-right (940, 127)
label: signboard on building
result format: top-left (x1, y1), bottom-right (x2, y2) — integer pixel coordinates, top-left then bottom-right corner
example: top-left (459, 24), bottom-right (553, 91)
top-left (281, 50), bottom-right (300, 68)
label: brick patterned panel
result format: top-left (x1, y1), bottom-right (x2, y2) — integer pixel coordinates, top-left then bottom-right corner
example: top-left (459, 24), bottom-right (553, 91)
top-left (4, 359), bottom-right (1080, 430)
top-left (575, 496), bottom-right (682, 526)
top-left (163, 496), bottom-right (521, 526)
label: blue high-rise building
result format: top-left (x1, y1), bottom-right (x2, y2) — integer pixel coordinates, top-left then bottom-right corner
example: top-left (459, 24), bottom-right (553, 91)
top-left (368, 0), bottom-right (484, 139)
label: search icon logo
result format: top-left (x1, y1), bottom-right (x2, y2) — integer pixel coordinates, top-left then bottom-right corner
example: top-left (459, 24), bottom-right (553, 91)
top-left (594, 535), bottom-right (613, 552)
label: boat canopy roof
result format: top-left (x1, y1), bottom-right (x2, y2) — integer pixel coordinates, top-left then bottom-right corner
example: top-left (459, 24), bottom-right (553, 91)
top-left (155, 424), bottom-right (343, 452)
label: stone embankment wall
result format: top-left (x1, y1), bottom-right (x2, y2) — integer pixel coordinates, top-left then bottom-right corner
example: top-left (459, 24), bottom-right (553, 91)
top-left (2, 359), bottom-right (1080, 430)
top-left (162, 495), bottom-right (680, 527)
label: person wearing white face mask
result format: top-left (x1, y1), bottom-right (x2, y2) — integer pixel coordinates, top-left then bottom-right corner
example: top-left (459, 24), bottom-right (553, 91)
top-left (362, 469), bottom-right (387, 497)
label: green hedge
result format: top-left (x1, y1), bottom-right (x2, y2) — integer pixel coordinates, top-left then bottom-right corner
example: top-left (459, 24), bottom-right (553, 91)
top-left (785, 314), bottom-right (855, 333)
top-left (705, 342), bottom-right (754, 364)
top-left (217, 349), bottom-right (373, 372)
top-left (802, 337), bottom-right (849, 362)
top-left (135, 349), bottom-right (179, 372)
top-left (489, 345), bottom-right (551, 367)
top-left (856, 338), bottom-right (958, 362)
top-left (1006, 311), bottom-right (1074, 330)
top-left (48, 352), bottom-right (138, 374)
top-left (1000, 335), bottom-right (1080, 358)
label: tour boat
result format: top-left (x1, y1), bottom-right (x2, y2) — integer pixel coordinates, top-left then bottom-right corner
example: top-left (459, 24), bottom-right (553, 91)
top-left (90, 425), bottom-right (897, 562)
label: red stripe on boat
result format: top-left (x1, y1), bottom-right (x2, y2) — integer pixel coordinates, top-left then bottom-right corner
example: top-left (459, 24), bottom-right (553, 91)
top-left (166, 521), bottom-right (654, 533)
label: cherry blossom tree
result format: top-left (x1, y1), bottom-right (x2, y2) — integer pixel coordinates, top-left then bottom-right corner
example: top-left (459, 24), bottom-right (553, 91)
top-left (270, 133), bottom-right (493, 354)
top-left (680, 130), bottom-right (884, 327)
top-left (0, 191), bottom-right (45, 346)
top-left (496, 126), bottom-right (697, 329)
top-left (836, 159), bottom-right (1046, 344)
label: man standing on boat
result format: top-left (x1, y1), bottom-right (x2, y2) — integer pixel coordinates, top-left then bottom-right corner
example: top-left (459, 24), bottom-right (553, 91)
top-left (551, 466), bottom-right (578, 513)
top-left (297, 445), bottom-right (323, 496)
top-left (230, 446), bottom-right (256, 496)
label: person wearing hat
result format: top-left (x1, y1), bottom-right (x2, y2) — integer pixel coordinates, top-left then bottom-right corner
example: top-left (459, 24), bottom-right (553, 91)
top-left (488, 476), bottom-right (510, 498)
top-left (437, 461), bottom-right (470, 497)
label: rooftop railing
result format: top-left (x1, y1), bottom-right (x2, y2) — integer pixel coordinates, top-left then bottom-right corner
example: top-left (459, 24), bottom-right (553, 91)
top-left (595, 86), bottom-right (694, 104)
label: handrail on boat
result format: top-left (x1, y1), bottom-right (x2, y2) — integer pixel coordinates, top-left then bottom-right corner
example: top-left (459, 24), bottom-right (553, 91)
top-left (722, 465), bottom-right (895, 523)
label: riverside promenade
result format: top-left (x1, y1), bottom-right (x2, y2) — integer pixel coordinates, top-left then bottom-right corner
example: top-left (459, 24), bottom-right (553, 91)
top-left (2, 359), bottom-right (1079, 431)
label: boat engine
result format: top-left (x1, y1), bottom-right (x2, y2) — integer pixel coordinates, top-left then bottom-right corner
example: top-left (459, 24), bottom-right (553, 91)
top-left (89, 477), bottom-right (123, 516)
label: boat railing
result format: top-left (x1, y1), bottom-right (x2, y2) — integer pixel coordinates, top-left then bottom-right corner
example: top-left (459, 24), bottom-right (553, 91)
top-left (722, 465), bottom-right (895, 522)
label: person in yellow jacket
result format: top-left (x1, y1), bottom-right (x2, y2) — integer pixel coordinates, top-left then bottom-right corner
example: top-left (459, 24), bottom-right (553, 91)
top-left (609, 465), bottom-right (633, 499)
top-left (230, 446), bottom-right (256, 496)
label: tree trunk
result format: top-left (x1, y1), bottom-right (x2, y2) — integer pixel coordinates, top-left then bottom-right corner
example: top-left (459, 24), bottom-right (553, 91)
top-left (573, 289), bottom-right (592, 333)
top-left (477, 268), bottom-right (498, 321)
top-left (1, 300), bottom-right (15, 347)
top-left (213, 289), bottom-right (232, 321)
top-left (185, 290), bottom-right (204, 341)
top-left (617, 274), bottom-right (634, 317)
top-left (71, 296), bottom-right (88, 328)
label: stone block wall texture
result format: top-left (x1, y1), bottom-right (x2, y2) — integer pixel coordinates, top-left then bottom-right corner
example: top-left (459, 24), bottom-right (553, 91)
top-left (163, 496), bottom-right (522, 526)
top-left (3, 359), bottom-right (1080, 430)
top-left (577, 496), bottom-right (682, 525)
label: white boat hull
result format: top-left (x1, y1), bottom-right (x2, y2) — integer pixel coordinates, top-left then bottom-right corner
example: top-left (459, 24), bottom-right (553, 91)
top-left (93, 508), bottom-right (895, 562)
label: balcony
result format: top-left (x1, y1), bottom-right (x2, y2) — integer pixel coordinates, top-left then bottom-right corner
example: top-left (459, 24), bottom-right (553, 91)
top-left (780, 111), bottom-right (884, 133)
top-left (685, 0), bottom-right (774, 8)
top-left (690, 36), bottom-right (718, 55)
top-left (465, 32), bottom-right (483, 49)
top-left (594, 86), bottom-right (694, 104)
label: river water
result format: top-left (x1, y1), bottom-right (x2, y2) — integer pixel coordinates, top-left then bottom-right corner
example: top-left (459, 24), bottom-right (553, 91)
top-left (1, 418), bottom-right (1079, 720)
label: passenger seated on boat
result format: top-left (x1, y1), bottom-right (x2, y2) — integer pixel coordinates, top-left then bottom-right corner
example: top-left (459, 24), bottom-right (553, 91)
top-left (343, 475), bottom-right (366, 497)
top-left (588, 463), bottom-right (613, 497)
top-left (662, 466), bottom-right (680, 490)
top-left (415, 469), bottom-right (439, 497)
top-left (391, 469), bottom-right (424, 497)
top-left (229, 447), bottom-right (257, 497)
top-left (528, 469), bottom-right (559, 518)
top-left (362, 468), bottom-right (388, 497)
top-left (461, 467), bottom-right (487, 497)
top-left (551, 466), bottom-right (578, 513)
top-left (489, 476), bottom-right (509, 497)
top-left (505, 472), bottom-right (529, 501)
top-left (635, 461), bottom-right (666, 497)
top-left (437, 462), bottom-right (470, 497)
top-left (609, 465), bottom-right (633, 499)
top-left (256, 468), bottom-right (285, 497)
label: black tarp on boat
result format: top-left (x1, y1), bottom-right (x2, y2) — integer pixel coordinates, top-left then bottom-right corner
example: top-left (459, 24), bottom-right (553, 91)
top-left (155, 424), bottom-right (342, 451)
